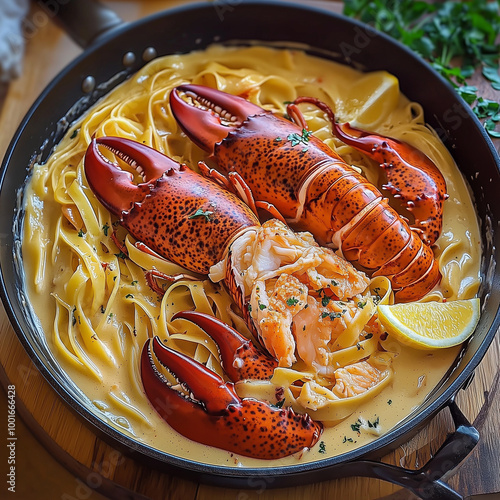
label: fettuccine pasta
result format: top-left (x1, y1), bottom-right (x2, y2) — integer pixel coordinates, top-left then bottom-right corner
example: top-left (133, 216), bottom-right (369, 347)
top-left (22, 45), bottom-right (481, 465)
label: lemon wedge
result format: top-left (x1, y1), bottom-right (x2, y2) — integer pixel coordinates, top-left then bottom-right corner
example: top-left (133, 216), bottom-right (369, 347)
top-left (377, 298), bottom-right (480, 350)
top-left (346, 72), bottom-right (399, 129)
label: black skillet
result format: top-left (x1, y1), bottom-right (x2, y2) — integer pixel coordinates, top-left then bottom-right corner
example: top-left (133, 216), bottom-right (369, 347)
top-left (1, 1), bottom-right (499, 498)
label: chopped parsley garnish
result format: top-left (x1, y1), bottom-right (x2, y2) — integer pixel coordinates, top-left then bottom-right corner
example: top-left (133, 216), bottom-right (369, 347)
top-left (372, 287), bottom-right (382, 305)
top-left (351, 419), bottom-right (362, 433)
top-left (357, 300), bottom-right (367, 309)
top-left (367, 416), bottom-right (380, 428)
top-left (103, 223), bottom-right (110, 236)
top-left (483, 66), bottom-right (500, 90)
top-left (387, 399), bottom-right (393, 405)
top-left (343, 0), bottom-right (500, 138)
top-left (321, 295), bottom-right (331, 307)
top-left (131, 280), bottom-right (138, 286)
top-left (343, 436), bottom-right (354, 443)
top-left (77, 229), bottom-right (84, 237)
top-left (321, 311), bottom-right (343, 320)
top-left (318, 441), bottom-right (326, 453)
top-left (272, 399), bottom-right (285, 409)
top-left (114, 251), bottom-right (127, 259)
top-left (125, 294), bottom-right (134, 299)
top-left (259, 303), bottom-right (267, 310)
top-left (188, 208), bottom-right (214, 221)
top-left (286, 297), bottom-right (299, 307)
top-left (473, 98), bottom-right (500, 138)
top-left (288, 128), bottom-right (313, 147)
top-left (70, 128), bottom-right (79, 139)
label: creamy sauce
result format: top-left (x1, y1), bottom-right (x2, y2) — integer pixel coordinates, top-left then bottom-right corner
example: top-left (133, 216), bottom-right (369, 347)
top-left (22, 271), bottom-right (463, 466)
top-left (22, 45), bottom-right (481, 466)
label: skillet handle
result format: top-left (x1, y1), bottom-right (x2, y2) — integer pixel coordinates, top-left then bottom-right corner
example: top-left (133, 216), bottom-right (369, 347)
top-left (38, 0), bottom-right (123, 49)
top-left (355, 397), bottom-right (479, 500)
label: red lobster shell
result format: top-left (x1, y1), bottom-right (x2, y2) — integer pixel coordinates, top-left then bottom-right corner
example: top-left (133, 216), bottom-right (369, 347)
top-left (83, 136), bottom-right (323, 459)
top-left (170, 85), bottom-right (448, 302)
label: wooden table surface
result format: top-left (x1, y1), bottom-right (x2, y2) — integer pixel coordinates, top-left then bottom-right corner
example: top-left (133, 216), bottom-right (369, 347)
top-left (0, 1), bottom-right (499, 499)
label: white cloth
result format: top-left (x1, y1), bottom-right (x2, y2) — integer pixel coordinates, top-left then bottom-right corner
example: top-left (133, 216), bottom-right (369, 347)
top-left (0, 0), bottom-right (29, 82)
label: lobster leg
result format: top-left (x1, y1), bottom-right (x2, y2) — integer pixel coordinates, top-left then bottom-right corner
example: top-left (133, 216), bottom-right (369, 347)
top-left (141, 334), bottom-right (322, 459)
top-left (145, 270), bottom-right (200, 297)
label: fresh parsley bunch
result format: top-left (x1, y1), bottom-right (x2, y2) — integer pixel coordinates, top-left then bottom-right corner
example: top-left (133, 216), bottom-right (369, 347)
top-left (343, 0), bottom-right (500, 138)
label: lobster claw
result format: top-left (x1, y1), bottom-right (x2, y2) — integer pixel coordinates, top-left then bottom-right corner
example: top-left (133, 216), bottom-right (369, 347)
top-left (141, 314), bottom-right (322, 459)
top-left (84, 136), bottom-right (181, 215)
top-left (84, 135), bottom-right (259, 276)
top-left (171, 310), bottom-right (278, 381)
top-left (329, 121), bottom-right (448, 246)
top-left (170, 84), bottom-right (263, 154)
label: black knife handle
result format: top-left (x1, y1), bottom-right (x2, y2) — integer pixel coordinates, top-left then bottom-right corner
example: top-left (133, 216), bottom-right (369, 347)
top-left (35, 0), bottom-right (123, 48)
top-left (353, 397), bottom-right (479, 499)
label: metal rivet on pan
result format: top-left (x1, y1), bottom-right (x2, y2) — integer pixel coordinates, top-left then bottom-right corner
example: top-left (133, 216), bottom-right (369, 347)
top-left (82, 76), bottom-right (96, 94)
top-left (142, 47), bottom-right (157, 62)
top-left (123, 51), bottom-right (136, 67)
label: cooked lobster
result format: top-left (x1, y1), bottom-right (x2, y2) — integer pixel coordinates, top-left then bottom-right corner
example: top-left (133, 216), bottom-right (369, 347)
top-left (85, 136), bottom-right (384, 458)
top-left (141, 311), bottom-right (322, 460)
top-left (169, 84), bottom-right (448, 302)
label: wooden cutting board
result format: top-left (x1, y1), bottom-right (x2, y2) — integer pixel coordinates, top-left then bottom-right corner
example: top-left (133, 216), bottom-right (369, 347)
top-left (0, 1), bottom-right (499, 499)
